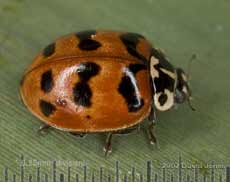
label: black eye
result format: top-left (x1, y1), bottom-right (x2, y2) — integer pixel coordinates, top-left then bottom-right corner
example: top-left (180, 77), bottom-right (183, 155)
top-left (175, 89), bottom-right (186, 103)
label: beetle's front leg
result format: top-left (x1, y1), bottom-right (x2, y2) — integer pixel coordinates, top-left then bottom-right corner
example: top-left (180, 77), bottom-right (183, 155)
top-left (148, 122), bottom-right (157, 145)
top-left (147, 107), bottom-right (158, 145)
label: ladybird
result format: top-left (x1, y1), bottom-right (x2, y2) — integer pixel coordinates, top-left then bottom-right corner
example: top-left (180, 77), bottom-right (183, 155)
top-left (20, 30), bottom-right (194, 155)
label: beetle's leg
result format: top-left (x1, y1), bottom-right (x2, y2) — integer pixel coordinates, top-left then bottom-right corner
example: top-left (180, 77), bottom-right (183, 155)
top-left (137, 123), bottom-right (141, 132)
top-left (102, 125), bottom-right (139, 156)
top-left (148, 122), bottom-right (157, 145)
top-left (147, 107), bottom-right (158, 145)
top-left (38, 124), bottom-right (51, 134)
top-left (103, 133), bottom-right (113, 156)
top-left (69, 132), bottom-right (87, 138)
top-left (148, 106), bottom-right (156, 122)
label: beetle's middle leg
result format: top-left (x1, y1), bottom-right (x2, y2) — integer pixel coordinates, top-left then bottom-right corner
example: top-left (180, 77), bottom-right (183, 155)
top-left (103, 124), bottom-right (140, 156)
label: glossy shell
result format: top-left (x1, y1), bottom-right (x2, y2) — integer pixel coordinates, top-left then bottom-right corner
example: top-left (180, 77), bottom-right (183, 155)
top-left (20, 30), bottom-right (153, 132)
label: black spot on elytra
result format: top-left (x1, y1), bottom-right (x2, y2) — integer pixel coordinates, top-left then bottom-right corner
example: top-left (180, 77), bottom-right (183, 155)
top-left (86, 115), bottom-right (91, 119)
top-left (43, 43), bottom-right (55, 57)
top-left (78, 39), bottom-right (101, 51)
top-left (73, 62), bottom-right (100, 107)
top-left (118, 63), bottom-right (146, 112)
top-left (159, 93), bottom-right (168, 106)
top-left (73, 82), bottom-right (92, 107)
top-left (118, 76), bottom-right (144, 112)
top-left (77, 62), bottom-right (101, 81)
top-left (41, 70), bottom-right (54, 93)
top-left (76, 30), bottom-right (101, 51)
top-left (128, 64), bottom-right (147, 75)
top-left (39, 100), bottom-right (56, 117)
top-left (151, 48), bottom-right (175, 93)
top-left (120, 33), bottom-right (147, 63)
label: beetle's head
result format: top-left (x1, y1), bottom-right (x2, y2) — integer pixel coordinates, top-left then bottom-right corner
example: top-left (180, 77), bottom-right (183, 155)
top-left (174, 67), bottom-right (195, 110)
top-left (175, 68), bottom-right (191, 103)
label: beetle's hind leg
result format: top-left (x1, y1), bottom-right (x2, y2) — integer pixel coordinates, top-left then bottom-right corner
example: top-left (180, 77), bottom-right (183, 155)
top-left (147, 107), bottom-right (158, 145)
top-left (38, 124), bottom-right (51, 134)
top-left (103, 125), bottom-right (140, 156)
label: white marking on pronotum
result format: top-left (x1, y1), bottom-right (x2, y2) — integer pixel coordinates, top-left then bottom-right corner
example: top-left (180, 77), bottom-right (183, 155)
top-left (160, 68), bottom-right (176, 79)
top-left (150, 56), bottom-right (159, 78)
top-left (182, 86), bottom-right (188, 95)
top-left (154, 89), bottom-right (174, 111)
top-left (150, 56), bottom-right (176, 111)
top-left (181, 72), bottom-right (188, 82)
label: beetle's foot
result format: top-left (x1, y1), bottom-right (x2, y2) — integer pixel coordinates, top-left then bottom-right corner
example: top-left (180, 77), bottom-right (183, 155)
top-left (103, 133), bottom-right (113, 156)
top-left (38, 124), bottom-right (51, 134)
top-left (103, 145), bottom-right (112, 156)
top-left (69, 132), bottom-right (87, 138)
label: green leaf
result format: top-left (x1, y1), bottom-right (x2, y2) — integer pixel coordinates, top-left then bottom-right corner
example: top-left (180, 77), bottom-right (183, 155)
top-left (0, 0), bottom-right (229, 180)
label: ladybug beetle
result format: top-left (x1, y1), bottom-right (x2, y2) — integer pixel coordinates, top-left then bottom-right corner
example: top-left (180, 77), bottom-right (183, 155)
top-left (20, 30), bottom-right (194, 155)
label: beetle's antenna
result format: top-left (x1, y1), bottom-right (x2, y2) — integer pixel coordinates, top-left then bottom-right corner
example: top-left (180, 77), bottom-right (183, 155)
top-left (187, 54), bottom-right (196, 80)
